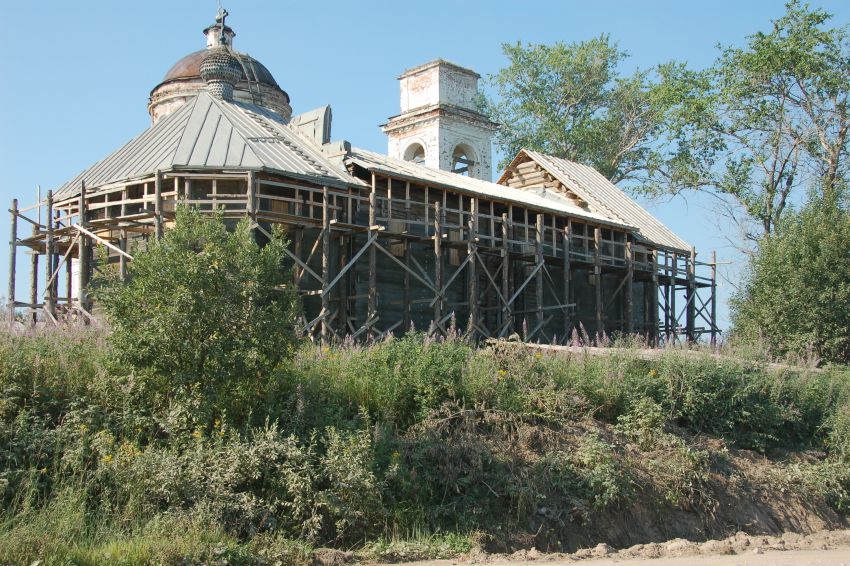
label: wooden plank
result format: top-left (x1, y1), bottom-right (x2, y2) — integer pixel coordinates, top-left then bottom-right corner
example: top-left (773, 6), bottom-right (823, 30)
top-left (367, 173), bottom-right (377, 338)
top-left (468, 197), bottom-right (479, 337)
top-left (625, 240), bottom-right (633, 334)
top-left (535, 214), bottom-right (544, 339)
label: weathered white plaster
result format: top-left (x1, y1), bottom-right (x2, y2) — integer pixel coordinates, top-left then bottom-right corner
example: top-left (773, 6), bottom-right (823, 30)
top-left (384, 60), bottom-right (496, 181)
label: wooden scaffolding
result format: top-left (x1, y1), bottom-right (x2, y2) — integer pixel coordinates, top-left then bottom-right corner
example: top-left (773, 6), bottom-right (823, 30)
top-left (7, 166), bottom-right (719, 345)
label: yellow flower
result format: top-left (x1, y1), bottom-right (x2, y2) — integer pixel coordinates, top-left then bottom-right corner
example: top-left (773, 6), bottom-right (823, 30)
top-left (648, 369), bottom-right (658, 378)
top-left (391, 451), bottom-right (400, 460)
top-left (38, 467), bottom-right (48, 474)
top-left (192, 430), bottom-right (202, 440)
top-left (534, 352), bottom-right (542, 359)
top-left (101, 454), bottom-right (113, 464)
top-left (498, 369), bottom-right (507, 377)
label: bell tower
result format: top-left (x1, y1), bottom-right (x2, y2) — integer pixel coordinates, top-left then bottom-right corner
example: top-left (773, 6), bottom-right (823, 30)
top-left (383, 60), bottom-right (497, 181)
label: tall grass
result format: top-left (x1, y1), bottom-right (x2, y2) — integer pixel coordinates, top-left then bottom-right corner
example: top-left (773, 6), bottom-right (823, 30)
top-left (1, 327), bottom-right (848, 564)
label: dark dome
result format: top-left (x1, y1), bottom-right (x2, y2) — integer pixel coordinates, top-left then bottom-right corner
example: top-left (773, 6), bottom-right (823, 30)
top-left (161, 49), bottom-right (281, 89)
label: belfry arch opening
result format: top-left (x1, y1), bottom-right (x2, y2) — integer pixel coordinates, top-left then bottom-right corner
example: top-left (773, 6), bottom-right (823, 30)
top-left (451, 144), bottom-right (476, 176)
top-left (403, 143), bottom-right (426, 165)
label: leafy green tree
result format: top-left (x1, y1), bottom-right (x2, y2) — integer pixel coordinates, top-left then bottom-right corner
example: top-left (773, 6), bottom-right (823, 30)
top-left (485, 36), bottom-right (677, 183)
top-left (663, 1), bottom-right (850, 240)
top-left (730, 186), bottom-right (850, 364)
top-left (96, 207), bottom-right (299, 409)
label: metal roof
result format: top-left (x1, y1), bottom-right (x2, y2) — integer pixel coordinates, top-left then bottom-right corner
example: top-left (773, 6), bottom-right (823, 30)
top-left (345, 148), bottom-right (635, 229)
top-left (56, 92), bottom-right (361, 198)
top-left (515, 150), bottom-right (691, 252)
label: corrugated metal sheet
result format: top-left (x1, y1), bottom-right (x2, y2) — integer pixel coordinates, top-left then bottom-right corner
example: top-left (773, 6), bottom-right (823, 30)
top-left (522, 150), bottom-right (691, 252)
top-left (345, 148), bottom-right (635, 229)
top-left (56, 92), bottom-right (360, 198)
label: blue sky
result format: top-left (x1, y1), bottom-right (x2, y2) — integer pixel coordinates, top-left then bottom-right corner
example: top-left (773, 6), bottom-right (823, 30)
top-left (1, 0), bottom-right (848, 332)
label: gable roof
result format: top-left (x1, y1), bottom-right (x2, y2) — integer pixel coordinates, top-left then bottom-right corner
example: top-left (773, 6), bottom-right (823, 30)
top-left (345, 148), bottom-right (634, 229)
top-left (55, 92), bottom-right (361, 198)
top-left (500, 150), bottom-right (691, 252)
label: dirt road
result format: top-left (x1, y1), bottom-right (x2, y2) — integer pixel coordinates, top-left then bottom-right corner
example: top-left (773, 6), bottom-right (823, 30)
top-left (374, 530), bottom-right (850, 566)
top-left (394, 549), bottom-right (849, 565)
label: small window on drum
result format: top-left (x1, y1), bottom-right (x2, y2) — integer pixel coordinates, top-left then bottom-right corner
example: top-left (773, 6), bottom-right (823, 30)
top-left (451, 145), bottom-right (475, 176)
top-left (403, 143), bottom-right (426, 165)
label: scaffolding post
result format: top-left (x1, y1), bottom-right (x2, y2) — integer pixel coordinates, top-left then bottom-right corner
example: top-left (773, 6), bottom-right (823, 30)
top-left (535, 213), bottom-right (544, 340)
top-left (625, 239), bottom-right (633, 334)
top-left (154, 170), bottom-right (163, 240)
top-left (651, 249), bottom-right (659, 346)
top-left (367, 174), bottom-right (377, 340)
top-left (468, 197), bottom-right (479, 338)
top-left (320, 185), bottom-right (331, 342)
top-left (78, 182), bottom-right (89, 313)
top-left (594, 225), bottom-right (603, 341)
top-left (563, 219), bottom-right (572, 341)
top-left (501, 212), bottom-right (511, 336)
top-left (687, 246), bottom-right (696, 343)
top-left (7, 199), bottom-right (17, 325)
top-left (44, 191), bottom-right (55, 320)
top-left (433, 201), bottom-right (443, 334)
top-left (711, 250), bottom-right (718, 347)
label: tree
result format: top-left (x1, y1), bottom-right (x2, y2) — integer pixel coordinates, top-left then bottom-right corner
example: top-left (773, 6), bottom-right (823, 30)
top-left (96, 208), bottom-right (299, 410)
top-left (663, 1), bottom-right (850, 241)
top-left (484, 36), bottom-right (677, 184)
top-left (730, 185), bottom-right (850, 364)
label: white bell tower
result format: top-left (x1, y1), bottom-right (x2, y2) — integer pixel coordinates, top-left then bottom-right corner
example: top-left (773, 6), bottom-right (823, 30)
top-left (383, 60), bottom-right (497, 181)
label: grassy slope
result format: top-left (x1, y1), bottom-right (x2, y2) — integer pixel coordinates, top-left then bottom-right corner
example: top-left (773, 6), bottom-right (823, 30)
top-left (1, 328), bottom-right (848, 565)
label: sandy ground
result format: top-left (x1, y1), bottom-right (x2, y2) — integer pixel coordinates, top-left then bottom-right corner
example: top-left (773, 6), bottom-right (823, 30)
top-left (372, 529), bottom-right (850, 566)
top-left (388, 549), bottom-right (850, 565)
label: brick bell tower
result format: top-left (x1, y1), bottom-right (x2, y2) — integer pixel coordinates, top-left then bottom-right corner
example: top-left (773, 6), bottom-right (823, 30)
top-left (382, 60), bottom-right (497, 181)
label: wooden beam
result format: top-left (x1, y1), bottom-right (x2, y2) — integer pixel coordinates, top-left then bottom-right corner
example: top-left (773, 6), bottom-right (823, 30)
top-left (28, 221), bottom-right (38, 326)
top-left (501, 212), bottom-right (511, 336)
top-left (687, 246), bottom-right (696, 343)
top-left (710, 250), bottom-right (718, 347)
top-left (78, 183), bottom-right (89, 312)
top-left (468, 197), bottom-right (479, 338)
top-left (594, 225), bottom-right (602, 340)
top-left (8, 199), bottom-right (17, 324)
top-left (321, 186), bottom-right (331, 341)
top-left (563, 219), bottom-right (572, 341)
top-left (433, 201), bottom-right (443, 334)
top-left (367, 173), bottom-right (377, 339)
top-left (154, 169), bottom-right (163, 240)
top-left (651, 249), bottom-right (659, 346)
top-left (44, 191), bottom-right (55, 319)
top-left (535, 214), bottom-right (544, 340)
top-left (625, 239), bottom-right (634, 334)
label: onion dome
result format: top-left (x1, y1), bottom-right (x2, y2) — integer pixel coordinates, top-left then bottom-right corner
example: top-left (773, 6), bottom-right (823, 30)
top-left (200, 46), bottom-right (242, 100)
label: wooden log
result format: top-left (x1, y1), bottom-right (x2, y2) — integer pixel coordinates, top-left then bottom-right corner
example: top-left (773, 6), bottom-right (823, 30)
top-left (671, 252), bottom-right (678, 340)
top-left (563, 219), bottom-right (571, 340)
top-left (501, 212), bottom-right (511, 335)
top-left (468, 197), bottom-right (479, 337)
top-left (78, 183), bottom-right (88, 312)
top-left (651, 249), bottom-right (659, 346)
top-left (44, 191), bottom-right (55, 319)
top-left (433, 201), bottom-right (443, 334)
top-left (535, 214), bottom-right (544, 339)
top-left (711, 250), bottom-right (718, 347)
top-left (367, 174), bottom-right (377, 339)
top-left (28, 221), bottom-right (38, 326)
top-left (687, 246), bottom-right (696, 343)
top-left (594, 225), bottom-right (602, 340)
top-left (625, 240), bottom-right (634, 334)
top-left (246, 171), bottom-right (256, 240)
top-left (154, 169), bottom-right (163, 240)
top-left (403, 241), bottom-right (411, 332)
top-left (321, 186), bottom-right (331, 341)
top-left (8, 199), bottom-right (17, 324)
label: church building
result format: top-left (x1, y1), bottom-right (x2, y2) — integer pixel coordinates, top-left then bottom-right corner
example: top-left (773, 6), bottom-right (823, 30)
top-left (6, 9), bottom-right (718, 344)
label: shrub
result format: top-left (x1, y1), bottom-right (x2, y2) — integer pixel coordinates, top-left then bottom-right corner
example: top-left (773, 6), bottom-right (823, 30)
top-left (95, 207), bottom-right (299, 427)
